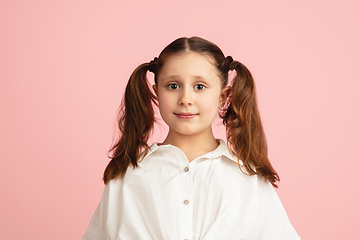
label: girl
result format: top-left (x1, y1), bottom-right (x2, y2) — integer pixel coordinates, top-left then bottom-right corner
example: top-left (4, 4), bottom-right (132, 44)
top-left (82, 37), bottom-right (300, 240)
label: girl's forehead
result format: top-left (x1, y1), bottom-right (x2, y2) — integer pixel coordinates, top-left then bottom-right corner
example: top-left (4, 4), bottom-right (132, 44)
top-left (163, 51), bottom-right (216, 65)
top-left (158, 52), bottom-right (220, 79)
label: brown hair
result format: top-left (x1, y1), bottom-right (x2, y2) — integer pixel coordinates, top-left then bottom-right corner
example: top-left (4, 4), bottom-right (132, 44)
top-left (103, 37), bottom-right (280, 187)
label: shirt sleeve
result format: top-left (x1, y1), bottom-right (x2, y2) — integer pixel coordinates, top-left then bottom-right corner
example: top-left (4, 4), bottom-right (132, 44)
top-left (82, 184), bottom-right (111, 240)
top-left (256, 177), bottom-right (301, 240)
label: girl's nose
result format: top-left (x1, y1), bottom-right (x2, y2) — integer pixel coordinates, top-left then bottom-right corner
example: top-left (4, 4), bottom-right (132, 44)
top-left (178, 89), bottom-right (193, 106)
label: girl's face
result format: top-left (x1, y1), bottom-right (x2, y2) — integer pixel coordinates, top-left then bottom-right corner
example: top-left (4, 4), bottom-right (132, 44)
top-left (154, 52), bottom-right (229, 139)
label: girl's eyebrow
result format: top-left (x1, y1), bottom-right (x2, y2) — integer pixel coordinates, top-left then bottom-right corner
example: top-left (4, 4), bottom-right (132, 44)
top-left (160, 74), bottom-right (210, 83)
top-left (160, 75), bottom-right (180, 81)
top-left (194, 75), bottom-right (207, 81)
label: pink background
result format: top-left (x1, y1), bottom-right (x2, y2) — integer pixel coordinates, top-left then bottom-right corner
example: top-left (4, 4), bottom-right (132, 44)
top-left (1, 0), bottom-right (359, 239)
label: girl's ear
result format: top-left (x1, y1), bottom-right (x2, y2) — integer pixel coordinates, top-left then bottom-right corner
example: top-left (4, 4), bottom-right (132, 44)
top-left (219, 86), bottom-right (231, 109)
top-left (152, 84), bottom-right (158, 96)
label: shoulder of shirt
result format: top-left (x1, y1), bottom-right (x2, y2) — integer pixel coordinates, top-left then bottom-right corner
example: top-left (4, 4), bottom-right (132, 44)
top-left (109, 140), bottom-right (270, 189)
top-left (139, 139), bottom-right (240, 164)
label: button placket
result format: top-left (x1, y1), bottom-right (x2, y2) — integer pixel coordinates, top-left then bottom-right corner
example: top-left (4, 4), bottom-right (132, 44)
top-left (183, 166), bottom-right (190, 206)
top-left (177, 158), bottom-right (193, 239)
top-left (181, 164), bottom-right (193, 239)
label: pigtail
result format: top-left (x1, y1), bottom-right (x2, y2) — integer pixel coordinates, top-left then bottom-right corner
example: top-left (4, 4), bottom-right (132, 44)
top-left (222, 60), bottom-right (280, 187)
top-left (103, 63), bottom-right (156, 184)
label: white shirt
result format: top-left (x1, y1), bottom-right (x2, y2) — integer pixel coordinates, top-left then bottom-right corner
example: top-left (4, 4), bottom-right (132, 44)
top-left (82, 140), bottom-right (300, 240)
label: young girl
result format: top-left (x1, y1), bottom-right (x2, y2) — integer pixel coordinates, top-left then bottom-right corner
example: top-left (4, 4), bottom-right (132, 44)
top-left (82, 37), bottom-right (300, 240)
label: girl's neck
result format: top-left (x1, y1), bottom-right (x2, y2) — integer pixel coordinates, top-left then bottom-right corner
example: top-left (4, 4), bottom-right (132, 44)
top-left (161, 130), bottom-right (219, 162)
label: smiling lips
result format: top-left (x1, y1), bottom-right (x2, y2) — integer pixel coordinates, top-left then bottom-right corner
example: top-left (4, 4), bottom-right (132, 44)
top-left (174, 113), bottom-right (198, 119)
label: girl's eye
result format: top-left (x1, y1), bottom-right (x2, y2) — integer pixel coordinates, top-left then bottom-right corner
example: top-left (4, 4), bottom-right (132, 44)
top-left (194, 84), bottom-right (206, 91)
top-left (167, 83), bottom-right (180, 90)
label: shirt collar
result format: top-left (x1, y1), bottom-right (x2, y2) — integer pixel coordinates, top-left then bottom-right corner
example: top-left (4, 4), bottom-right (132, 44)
top-left (147, 139), bottom-right (238, 163)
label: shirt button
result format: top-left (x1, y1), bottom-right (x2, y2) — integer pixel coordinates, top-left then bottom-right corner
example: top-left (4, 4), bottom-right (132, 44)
top-left (183, 200), bottom-right (189, 205)
top-left (184, 167), bottom-right (189, 172)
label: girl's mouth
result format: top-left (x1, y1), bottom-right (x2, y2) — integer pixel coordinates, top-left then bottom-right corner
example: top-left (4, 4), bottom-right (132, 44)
top-left (174, 113), bottom-right (198, 119)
